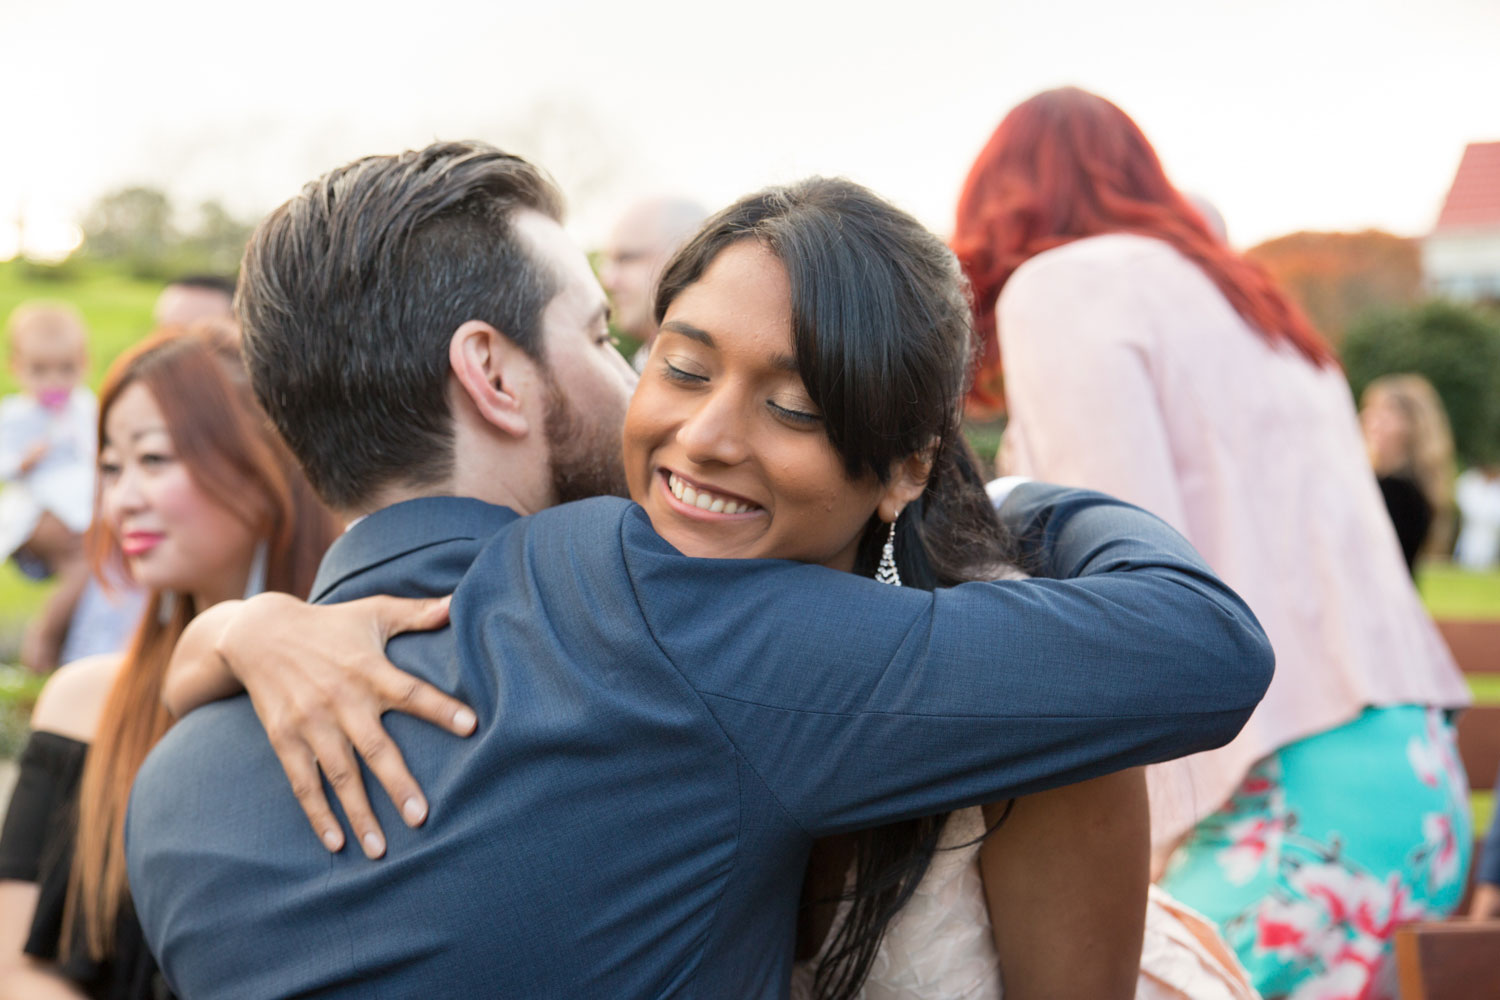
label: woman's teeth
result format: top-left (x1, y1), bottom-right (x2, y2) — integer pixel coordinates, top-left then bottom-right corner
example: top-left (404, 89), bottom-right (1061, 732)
top-left (668, 473), bottom-right (756, 514)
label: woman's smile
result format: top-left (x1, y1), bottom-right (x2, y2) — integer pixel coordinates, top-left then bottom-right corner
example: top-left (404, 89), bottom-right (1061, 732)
top-left (659, 470), bottom-right (763, 518)
top-left (120, 530), bottom-right (166, 557)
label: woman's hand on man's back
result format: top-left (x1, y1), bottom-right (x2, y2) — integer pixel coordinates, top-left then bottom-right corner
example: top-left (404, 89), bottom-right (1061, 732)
top-left (164, 591), bottom-right (474, 858)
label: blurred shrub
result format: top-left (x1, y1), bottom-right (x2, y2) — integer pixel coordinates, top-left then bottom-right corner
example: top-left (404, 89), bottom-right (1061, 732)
top-left (0, 666), bottom-right (45, 760)
top-left (80, 187), bottom-right (250, 281)
top-left (18, 257), bottom-right (86, 283)
top-left (1343, 300), bottom-right (1500, 466)
top-left (1247, 230), bottom-right (1422, 345)
top-left (82, 186), bottom-right (175, 277)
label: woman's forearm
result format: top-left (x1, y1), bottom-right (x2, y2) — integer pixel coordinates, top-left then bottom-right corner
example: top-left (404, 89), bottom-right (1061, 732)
top-left (0, 960), bottom-right (92, 1000)
top-left (1471, 882), bottom-right (1500, 919)
top-left (162, 598), bottom-right (247, 717)
top-left (979, 768), bottom-right (1149, 1000)
top-left (0, 882), bottom-right (89, 1000)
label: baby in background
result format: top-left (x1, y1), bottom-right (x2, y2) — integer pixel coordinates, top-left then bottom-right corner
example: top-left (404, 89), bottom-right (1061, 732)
top-left (0, 302), bottom-right (97, 673)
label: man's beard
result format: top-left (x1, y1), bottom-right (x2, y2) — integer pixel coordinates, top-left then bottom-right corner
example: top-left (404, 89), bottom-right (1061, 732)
top-left (543, 370), bottom-right (630, 504)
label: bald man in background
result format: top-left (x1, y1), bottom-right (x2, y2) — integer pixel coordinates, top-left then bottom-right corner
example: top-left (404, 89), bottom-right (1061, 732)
top-left (153, 274), bottom-right (236, 328)
top-left (599, 196), bottom-right (705, 370)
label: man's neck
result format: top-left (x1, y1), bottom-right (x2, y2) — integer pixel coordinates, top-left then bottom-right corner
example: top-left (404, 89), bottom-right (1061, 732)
top-left (336, 473), bottom-right (552, 528)
top-left (334, 480), bottom-right (440, 527)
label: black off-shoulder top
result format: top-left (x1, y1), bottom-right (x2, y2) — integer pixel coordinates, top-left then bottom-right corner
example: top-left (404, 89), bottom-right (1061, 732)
top-left (0, 730), bottom-right (173, 1000)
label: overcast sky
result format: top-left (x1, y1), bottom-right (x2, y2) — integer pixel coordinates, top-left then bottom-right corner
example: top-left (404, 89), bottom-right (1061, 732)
top-left (4, 0), bottom-right (1498, 258)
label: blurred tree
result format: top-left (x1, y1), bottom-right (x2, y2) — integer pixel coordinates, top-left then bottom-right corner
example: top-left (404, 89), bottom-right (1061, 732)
top-left (1246, 230), bottom-right (1421, 345)
top-left (1343, 300), bottom-right (1500, 467)
top-left (81, 186), bottom-right (176, 275)
top-left (180, 200), bottom-right (254, 275)
top-left (79, 188), bottom-right (252, 279)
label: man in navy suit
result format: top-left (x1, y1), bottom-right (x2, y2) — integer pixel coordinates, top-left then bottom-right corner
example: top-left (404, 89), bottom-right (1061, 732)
top-left (125, 142), bottom-right (1273, 998)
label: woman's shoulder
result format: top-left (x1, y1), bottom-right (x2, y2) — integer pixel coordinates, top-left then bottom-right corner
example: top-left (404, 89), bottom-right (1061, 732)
top-left (1014, 233), bottom-right (1184, 282)
top-left (1002, 234), bottom-right (1196, 316)
top-left (1002, 234), bottom-right (1249, 354)
top-left (998, 235), bottom-right (1195, 356)
top-left (30, 653), bottom-right (125, 743)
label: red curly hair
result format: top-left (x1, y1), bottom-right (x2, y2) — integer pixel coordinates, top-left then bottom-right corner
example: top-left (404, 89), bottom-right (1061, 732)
top-left (951, 87), bottom-right (1333, 416)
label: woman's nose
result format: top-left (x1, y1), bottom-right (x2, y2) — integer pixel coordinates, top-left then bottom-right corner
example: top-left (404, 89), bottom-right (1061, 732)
top-left (676, 388), bottom-right (750, 467)
top-left (103, 465), bottom-right (148, 518)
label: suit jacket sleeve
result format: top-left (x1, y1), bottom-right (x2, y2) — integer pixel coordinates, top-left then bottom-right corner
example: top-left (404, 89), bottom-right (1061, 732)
top-left (624, 481), bottom-right (1273, 837)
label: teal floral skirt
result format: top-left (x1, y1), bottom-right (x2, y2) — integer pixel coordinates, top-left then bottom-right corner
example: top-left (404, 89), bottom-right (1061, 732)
top-left (1158, 706), bottom-right (1471, 1000)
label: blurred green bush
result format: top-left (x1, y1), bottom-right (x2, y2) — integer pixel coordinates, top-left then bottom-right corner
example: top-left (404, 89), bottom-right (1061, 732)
top-left (1343, 299), bottom-right (1500, 467)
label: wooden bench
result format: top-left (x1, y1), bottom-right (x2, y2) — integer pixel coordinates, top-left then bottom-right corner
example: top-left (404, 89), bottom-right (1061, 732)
top-left (1438, 618), bottom-right (1500, 794)
top-left (1460, 705), bottom-right (1500, 792)
top-left (1395, 920), bottom-right (1500, 999)
top-left (1437, 619), bottom-right (1500, 675)
top-left (1446, 621), bottom-right (1500, 914)
top-left (1396, 621), bottom-right (1500, 997)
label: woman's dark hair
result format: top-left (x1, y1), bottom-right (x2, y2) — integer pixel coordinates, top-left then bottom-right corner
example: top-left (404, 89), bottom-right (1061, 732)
top-left (657, 177), bottom-right (1020, 999)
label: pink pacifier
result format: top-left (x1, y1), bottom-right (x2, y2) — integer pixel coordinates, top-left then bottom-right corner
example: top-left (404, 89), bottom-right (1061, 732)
top-left (38, 388), bottom-right (71, 411)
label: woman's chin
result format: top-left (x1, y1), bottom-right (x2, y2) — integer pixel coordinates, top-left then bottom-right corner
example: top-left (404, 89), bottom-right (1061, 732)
top-left (654, 524), bottom-right (752, 560)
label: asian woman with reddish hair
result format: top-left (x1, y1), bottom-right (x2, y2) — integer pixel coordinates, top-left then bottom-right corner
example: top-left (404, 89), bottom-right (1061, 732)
top-left (0, 326), bottom-right (338, 999)
top-left (954, 87), bottom-right (1471, 998)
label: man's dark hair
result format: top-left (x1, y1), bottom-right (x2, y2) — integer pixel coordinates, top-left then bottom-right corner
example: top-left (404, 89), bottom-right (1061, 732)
top-left (237, 141), bottom-right (565, 509)
top-left (166, 274), bottom-right (237, 297)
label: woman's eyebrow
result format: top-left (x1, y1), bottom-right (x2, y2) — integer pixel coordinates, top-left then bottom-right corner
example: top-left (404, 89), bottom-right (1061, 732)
top-left (659, 320), bottom-right (714, 347)
top-left (660, 319), bottom-right (797, 372)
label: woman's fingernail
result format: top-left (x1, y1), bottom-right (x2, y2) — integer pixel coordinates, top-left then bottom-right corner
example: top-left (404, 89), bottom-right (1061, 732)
top-left (322, 830), bottom-right (343, 852)
top-left (453, 708), bottom-right (477, 734)
top-left (402, 797), bottom-right (428, 825)
top-left (362, 831), bottom-right (385, 857)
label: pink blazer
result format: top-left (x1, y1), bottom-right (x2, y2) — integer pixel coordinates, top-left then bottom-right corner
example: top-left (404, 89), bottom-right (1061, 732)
top-left (997, 234), bottom-right (1471, 846)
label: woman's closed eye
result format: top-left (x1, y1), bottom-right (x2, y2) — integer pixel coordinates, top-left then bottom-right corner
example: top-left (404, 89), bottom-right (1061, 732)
top-left (768, 398), bottom-right (822, 427)
top-left (661, 359), bottom-right (709, 385)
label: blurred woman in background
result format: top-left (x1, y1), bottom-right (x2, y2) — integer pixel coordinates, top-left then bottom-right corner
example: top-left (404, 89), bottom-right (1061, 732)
top-left (1360, 373), bottom-right (1456, 574)
top-left (953, 87), bottom-right (1472, 999)
top-left (0, 325), bottom-right (337, 999)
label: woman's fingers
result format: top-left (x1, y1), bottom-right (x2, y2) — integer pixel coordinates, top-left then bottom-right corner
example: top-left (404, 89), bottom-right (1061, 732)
top-left (340, 701), bottom-right (429, 830)
top-left (368, 593), bottom-right (452, 641)
top-left (265, 693), bottom-right (390, 858)
top-left (374, 661), bottom-right (478, 737)
top-left (270, 738), bottom-right (346, 854)
top-left (334, 662), bottom-right (476, 826)
top-left (308, 729), bottom-right (387, 859)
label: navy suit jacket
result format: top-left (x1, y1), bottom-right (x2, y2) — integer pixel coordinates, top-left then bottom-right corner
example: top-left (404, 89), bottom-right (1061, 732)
top-left (126, 483), bottom-right (1272, 998)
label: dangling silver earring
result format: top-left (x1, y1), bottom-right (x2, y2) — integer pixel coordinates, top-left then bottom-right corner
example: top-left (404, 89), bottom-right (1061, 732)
top-left (157, 590), bottom-right (177, 625)
top-left (243, 539), bottom-right (269, 599)
top-left (875, 518), bottom-right (901, 587)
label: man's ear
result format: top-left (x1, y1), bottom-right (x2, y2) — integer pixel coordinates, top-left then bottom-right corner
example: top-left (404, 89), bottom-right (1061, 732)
top-left (877, 446), bottom-right (935, 523)
top-left (448, 320), bottom-right (538, 439)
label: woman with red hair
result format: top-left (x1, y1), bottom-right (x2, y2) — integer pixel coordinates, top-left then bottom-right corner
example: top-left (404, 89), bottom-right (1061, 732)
top-left (954, 87), bottom-right (1472, 998)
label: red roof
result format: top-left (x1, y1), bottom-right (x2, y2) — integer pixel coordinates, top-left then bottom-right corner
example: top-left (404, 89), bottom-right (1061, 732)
top-left (1435, 141), bottom-right (1500, 231)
